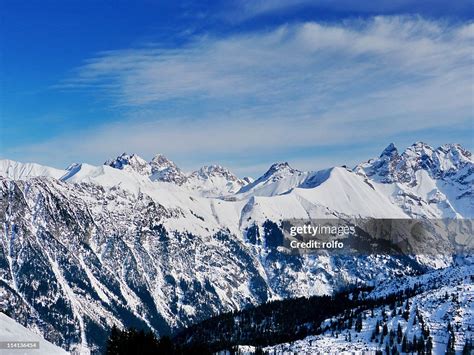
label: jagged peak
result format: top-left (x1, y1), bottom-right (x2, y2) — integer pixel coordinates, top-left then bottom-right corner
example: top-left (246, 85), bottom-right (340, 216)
top-left (270, 161), bottom-right (291, 169)
top-left (150, 153), bottom-right (180, 171)
top-left (198, 164), bottom-right (229, 174)
top-left (149, 154), bottom-right (187, 184)
top-left (190, 165), bottom-right (243, 184)
top-left (411, 141), bottom-right (431, 148)
top-left (151, 153), bottom-right (175, 165)
top-left (105, 152), bottom-right (151, 175)
top-left (196, 164), bottom-right (231, 176)
top-left (263, 162), bottom-right (298, 177)
top-left (357, 141), bottom-right (473, 185)
top-left (105, 152), bottom-right (147, 167)
top-left (438, 143), bottom-right (472, 159)
top-left (403, 141), bottom-right (434, 155)
top-left (379, 143), bottom-right (399, 158)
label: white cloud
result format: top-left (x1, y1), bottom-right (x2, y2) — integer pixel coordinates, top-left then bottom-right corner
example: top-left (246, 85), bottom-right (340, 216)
top-left (11, 16), bottom-right (474, 176)
top-left (63, 16), bottom-right (472, 106)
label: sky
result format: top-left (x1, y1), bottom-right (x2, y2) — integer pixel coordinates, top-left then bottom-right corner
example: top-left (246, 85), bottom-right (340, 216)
top-left (1, 0), bottom-right (473, 177)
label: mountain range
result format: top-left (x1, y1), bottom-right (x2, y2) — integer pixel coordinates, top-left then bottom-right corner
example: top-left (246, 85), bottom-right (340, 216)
top-left (0, 142), bottom-right (472, 353)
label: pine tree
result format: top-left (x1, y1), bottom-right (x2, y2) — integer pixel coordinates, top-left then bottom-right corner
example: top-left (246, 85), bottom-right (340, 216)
top-left (426, 336), bottom-right (433, 355)
top-left (389, 329), bottom-right (395, 346)
top-left (446, 329), bottom-right (456, 355)
top-left (157, 336), bottom-right (174, 354)
top-left (423, 324), bottom-right (430, 338)
top-left (463, 338), bottom-right (473, 355)
top-left (402, 335), bottom-right (408, 353)
top-left (391, 344), bottom-right (398, 355)
top-left (106, 325), bottom-right (122, 355)
top-left (355, 314), bottom-right (363, 332)
top-left (417, 337), bottom-right (425, 353)
top-left (403, 301), bottom-right (410, 321)
top-left (397, 323), bottom-right (402, 344)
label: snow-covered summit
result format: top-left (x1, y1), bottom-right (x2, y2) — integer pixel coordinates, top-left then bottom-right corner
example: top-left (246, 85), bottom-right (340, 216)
top-left (105, 152), bottom-right (152, 176)
top-left (380, 142), bottom-right (398, 157)
top-left (1, 141), bottom-right (471, 216)
top-left (355, 142), bottom-right (473, 218)
top-left (149, 153), bottom-right (188, 185)
top-left (185, 164), bottom-right (248, 197)
top-left (237, 162), bottom-right (309, 197)
top-left (191, 165), bottom-right (241, 182)
top-left (356, 142), bottom-right (473, 185)
top-left (262, 162), bottom-right (300, 180)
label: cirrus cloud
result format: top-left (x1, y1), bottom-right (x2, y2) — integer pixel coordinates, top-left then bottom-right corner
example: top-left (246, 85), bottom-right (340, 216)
top-left (11, 16), bottom-right (474, 176)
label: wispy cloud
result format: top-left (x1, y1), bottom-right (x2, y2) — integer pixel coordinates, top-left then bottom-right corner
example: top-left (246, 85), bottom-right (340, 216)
top-left (10, 16), bottom-right (474, 176)
top-left (224, 0), bottom-right (474, 22)
top-left (63, 16), bottom-right (472, 107)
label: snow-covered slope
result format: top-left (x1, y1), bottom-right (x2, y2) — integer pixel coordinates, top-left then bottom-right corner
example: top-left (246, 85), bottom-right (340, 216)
top-left (184, 165), bottom-right (247, 197)
top-left (0, 159), bottom-right (67, 180)
top-left (237, 162), bottom-right (310, 198)
top-left (264, 264), bottom-right (474, 354)
top-left (0, 175), bottom-right (430, 353)
top-left (294, 167), bottom-right (408, 218)
top-left (0, 312), bottom-right (68, 355)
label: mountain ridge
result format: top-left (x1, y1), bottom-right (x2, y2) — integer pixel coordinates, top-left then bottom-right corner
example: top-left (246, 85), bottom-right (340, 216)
top-left (0, 142), bottom-right (472, 353)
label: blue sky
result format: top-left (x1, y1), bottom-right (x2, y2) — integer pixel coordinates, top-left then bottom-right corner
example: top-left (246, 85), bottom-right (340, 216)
top-left (1, 0), bottom-right (473, 176)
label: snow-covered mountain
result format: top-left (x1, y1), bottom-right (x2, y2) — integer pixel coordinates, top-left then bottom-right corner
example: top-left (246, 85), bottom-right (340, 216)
top-left (264, 264), bottom-right (473, 354)
top-left (0, 159), bottom-right (67, 180)
top-left (104, 153), bottom-right (152, 176)
top-left (355, 142), bottom-right (473, 218)
top-left (149, 154), bottom-right (188, 185)
top-left (237, 162), bottom-right (309, 198)
top-left (0, 142), bottom-right (472, 353)
top-left (356, 142), bottom-right (472, 185)
top-left (185, 165), bottom-right (248, 197)
top-left (103, 152), bottom-right (248, 196)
